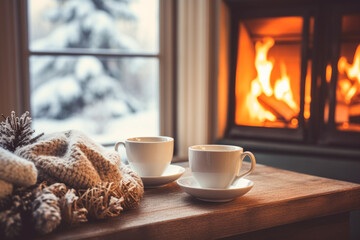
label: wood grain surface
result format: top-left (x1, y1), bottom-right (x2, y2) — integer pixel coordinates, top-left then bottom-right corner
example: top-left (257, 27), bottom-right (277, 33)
top-left (38, 163), bottom-right (360, 240)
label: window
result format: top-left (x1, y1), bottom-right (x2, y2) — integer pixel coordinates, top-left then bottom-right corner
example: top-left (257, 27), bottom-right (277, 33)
top-left (23, 0), bottom-right (170, 144)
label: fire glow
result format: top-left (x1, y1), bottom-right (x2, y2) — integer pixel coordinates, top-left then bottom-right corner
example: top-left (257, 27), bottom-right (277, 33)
top-left (338, 44), bottom-right (360, 104)
top-left (235, 30), bottom-right (360, 129)
top-left (243, 37), bottom-right (299, 127)
top-left (336, 43), bottom-right (360, 130)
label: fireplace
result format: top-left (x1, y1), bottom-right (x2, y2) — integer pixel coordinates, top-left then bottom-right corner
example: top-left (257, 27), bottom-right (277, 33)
top-left (216, 0), bottom-right (360, 149)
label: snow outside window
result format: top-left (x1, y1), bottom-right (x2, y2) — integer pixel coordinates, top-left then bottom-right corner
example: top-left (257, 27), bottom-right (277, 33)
top-left (27, 0), bottom-right (159, 144)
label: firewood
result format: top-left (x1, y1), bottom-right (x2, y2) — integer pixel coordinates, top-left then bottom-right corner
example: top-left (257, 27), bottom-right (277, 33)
top-left (257, 93), bottom-right (297, 122)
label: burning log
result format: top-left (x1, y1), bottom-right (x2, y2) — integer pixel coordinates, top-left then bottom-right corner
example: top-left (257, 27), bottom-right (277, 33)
top-left (257, 93), bottom-right (297, 122)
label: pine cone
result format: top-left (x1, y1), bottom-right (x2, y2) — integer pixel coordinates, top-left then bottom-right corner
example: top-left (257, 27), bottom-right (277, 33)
top-left (46, 183), bottom-right (67, 198)
top-left (0, 111), bottom-right (43, 152)
top-left (31, 188), bottom-right (61, 235)
top-left (12, 185), bottom-right (40, 212)
top-left (60, 189), bottom-right (88, 225)
top-left (78, 182), bottom-right (123, 219)
top-left (0, 209), bottom-right (22, 239)
top-left (45, 183), bottom-right (88, 225)
top-left (17, 190), bottom-right (34, 214)
top-left (0, 185), bottom-right (40, 239)
top-left (118, 165), bottom-right (144, 209)
top-left (0, 195), bottom-right (12, 211)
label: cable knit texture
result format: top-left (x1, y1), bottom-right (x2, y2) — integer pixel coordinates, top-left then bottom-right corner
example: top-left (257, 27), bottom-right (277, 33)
top-left (0, 147), bottom-right (37, 187)
top-left (16, 130), bottom-right (123, 189)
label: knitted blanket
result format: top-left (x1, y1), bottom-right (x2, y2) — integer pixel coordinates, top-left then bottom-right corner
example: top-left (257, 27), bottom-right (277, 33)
top-left (0, 129), bottom-right (143, 205)
top-left (0, 111), bottom-right (144, 238)
top-left (16, 130), bottom-right (125, 189)
top-left (0, 130), bottom-right (144, 238)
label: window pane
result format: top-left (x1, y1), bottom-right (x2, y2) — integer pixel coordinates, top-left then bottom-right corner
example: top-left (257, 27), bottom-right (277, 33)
top-left (28, 0), bottom-right (159, 53)
top-left (30, 56), bottom-right (159, 143)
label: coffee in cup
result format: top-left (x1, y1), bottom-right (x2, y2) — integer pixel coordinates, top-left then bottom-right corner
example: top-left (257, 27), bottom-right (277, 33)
top-left (115, 136), bottom-right (174, 177)
top-left (189, 145), bottom-right (256, 189)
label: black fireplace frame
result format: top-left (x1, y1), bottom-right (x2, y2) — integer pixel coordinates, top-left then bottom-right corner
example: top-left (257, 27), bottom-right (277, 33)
top-left (223, 0), bottom-right (360, 149)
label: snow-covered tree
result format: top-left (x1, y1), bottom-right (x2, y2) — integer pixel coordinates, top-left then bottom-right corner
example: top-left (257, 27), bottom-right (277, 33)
top-left (30, 0), bottom-right (147, 127)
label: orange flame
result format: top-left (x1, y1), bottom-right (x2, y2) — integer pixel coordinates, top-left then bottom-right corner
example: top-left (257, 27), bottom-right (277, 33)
top-left (247, 80), bottom-right (276, 122)
top-left (274, 62), bottom-right (298, 111)
top-left (304, 61), bottom-right (312, 120)
top-left (246, 38), bottom-right (276, 122)
top-left (338, 44), bottom-right (360, 83)
top-left (337, 44), bottom-right (360, 104)
top-left (326, 64), bottom-right (332, 83)
top-left (246, 37), bottom-right (298, 124)
top-left (255, 37), bottom-right (274, 96)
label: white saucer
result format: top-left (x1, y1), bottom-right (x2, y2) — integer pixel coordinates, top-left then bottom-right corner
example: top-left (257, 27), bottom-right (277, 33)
top-left (177, 176), bottom-right (254, 202)
top-left (141, 165), bottom-right (185, 188)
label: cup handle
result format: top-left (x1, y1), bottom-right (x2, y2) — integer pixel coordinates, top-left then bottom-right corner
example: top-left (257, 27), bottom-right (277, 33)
top-left (115, 141), bottom-right (126, 152)
top-left (237, 151), bottom-right (256, 179)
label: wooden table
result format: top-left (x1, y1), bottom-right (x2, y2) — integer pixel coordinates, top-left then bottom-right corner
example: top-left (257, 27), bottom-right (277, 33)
top-left (40, 163), bottom-right (360, 240)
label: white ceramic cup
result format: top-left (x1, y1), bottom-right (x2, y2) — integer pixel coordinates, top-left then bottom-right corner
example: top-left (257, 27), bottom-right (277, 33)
top-left (115, 136), bottom-right (174, 177)
top-left (189, 145), bottom-right (256, 189)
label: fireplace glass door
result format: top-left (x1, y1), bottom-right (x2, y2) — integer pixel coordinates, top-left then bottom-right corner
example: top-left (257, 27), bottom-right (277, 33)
top-left (235, 17), bottom-right (304, 129)
top-left (223, 1), bottom-right (360, 147)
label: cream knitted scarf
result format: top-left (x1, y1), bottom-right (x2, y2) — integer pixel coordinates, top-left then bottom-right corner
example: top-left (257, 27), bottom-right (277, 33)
top-left (0, 148), bottom-right (37, 198)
